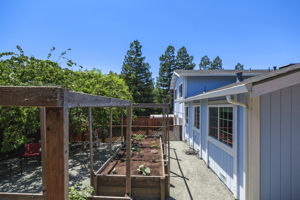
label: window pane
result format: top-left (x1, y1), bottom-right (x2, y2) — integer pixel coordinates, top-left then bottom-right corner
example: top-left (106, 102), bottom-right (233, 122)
top-left (194, 106), bottom-right (200, 129)
top-left (185, 107), bottom-right (189, 124)
top-left (218, 107), bottom-right (233, 147)
top-left (209, 107), bottom-right (218, 139)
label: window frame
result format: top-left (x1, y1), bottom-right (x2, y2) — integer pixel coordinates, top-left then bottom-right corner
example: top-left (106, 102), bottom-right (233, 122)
top-left (184, 106), bottom-right (189, 125)
top-left (179, 84), bottom-right (183, 98)
top-left (207, 104), bottom-right (236, 156)
top-left (193, 105), bottom-right (200, 130)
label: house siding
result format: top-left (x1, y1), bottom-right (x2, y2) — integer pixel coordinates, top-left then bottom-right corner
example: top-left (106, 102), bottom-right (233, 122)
top-left (208, 141), bottom-right (234, 191)
top-left (260, 83), bottom-right (300, 200)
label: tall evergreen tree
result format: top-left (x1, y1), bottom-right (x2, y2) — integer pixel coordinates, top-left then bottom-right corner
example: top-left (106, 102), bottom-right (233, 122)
top-left (121, 40), bottom-right (154, 105)
top-left (210, 56), bottom-right (223, 70)
top-left (235, 62), bottom-right (244, 70)
top-left (175, 47), bottom-right (195, 70)
top-left (156, 45), bottom-right (176, 104)
top-left (199, 55), bottom-right (211, 69)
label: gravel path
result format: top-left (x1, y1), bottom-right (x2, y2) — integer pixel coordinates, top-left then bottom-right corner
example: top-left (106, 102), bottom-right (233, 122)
top-left (168, 141), bottom-right (234, 200)
top-left (0, 142), bottom-right (121, 193)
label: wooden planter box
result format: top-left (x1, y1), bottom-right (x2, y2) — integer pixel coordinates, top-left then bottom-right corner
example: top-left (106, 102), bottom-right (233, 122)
top-left (93, 136), bottom-right (168, 200)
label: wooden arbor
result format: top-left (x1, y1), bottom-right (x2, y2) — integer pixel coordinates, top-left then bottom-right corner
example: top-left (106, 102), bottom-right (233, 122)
top-left (0, 86), bottom-right (132, 200)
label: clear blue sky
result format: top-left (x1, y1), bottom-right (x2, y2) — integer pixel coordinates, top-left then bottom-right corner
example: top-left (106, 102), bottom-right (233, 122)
top-left (1, 0), bottom-right (299, 78)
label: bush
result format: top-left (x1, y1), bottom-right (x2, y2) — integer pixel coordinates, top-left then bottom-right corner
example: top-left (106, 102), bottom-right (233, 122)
top-left (69, 184), bottom-right (94, 200)
top-left (0, 46), bottom-right (132, 153)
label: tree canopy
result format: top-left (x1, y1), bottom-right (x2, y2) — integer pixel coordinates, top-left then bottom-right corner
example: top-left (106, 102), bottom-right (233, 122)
top-left (210, 56), bottom-right (223, 70)
top-left (156, 45), bottom-right (176, 104)
top-left (199, 55), bottom-right (211, 70)
top-left (175, 47), bottom-right (195, 70)
top-left (0, 46), bottom-right (131, 153)
top-left (235, 62), bottom-right (244, 70)
top-left (121, 40), bottom-right (154, 104)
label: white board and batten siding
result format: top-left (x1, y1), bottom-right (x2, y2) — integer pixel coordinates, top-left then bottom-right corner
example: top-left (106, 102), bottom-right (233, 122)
top-left (260, 83), bottom-right (300, 200)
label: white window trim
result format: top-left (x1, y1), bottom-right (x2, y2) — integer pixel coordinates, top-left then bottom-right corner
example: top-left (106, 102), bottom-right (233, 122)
top-left (184, 105), bottom-right (189, 125)
top-left (206, 104), bottom-right (238, 198)
top-left (192, 104), bottom-right (201, 156)
top-left (193, 104), bottom-right (201, 131)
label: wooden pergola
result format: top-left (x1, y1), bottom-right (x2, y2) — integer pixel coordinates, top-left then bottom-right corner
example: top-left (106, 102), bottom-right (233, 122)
top-left (0, 86), bottom-right (132, 200)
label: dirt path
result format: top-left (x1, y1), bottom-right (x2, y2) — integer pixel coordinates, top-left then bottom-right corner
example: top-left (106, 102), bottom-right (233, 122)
top-left (168, 141), bottom-right (234, 200)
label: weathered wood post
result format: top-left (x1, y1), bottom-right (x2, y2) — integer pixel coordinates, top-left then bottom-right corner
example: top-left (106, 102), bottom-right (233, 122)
top-left (121, 112), bottom-right (124, 143)
top-left (109, 107), bottom-right (113, 155)
top-left (44, 107), bottom-right (69, 200)
top-left (88, 108), bottom-right (94, 186)
top-left (126, 104), bottom-right (132, 197)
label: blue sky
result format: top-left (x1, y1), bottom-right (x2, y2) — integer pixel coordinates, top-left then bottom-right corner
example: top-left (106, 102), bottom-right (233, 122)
top-left (1, 0), bottom-right (299, 78)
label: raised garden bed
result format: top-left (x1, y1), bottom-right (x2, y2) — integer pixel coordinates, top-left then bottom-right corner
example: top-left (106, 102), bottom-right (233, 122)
top-left (93, 136), bottom-right (168, 200)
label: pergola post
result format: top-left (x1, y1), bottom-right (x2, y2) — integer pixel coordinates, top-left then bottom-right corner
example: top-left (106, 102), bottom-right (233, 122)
top-left (121, 112), bottom-right (124, 143)
top-left (43, 107), bottom-right (69, 200)
top-left (109, 108), bottom-right (113, 155)
top-left (166, 107), bottom-right (171, 196)
top-left (88, 108), bottom-right (94, 186)
top-left (125, 104), bottom-right (132, 196)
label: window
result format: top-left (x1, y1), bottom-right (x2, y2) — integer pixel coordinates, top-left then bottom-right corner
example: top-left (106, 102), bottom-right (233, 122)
top-left (194, 106), bottom-right (200, 129)
top-left (179, 84), bottom-right (183, 97)
top-left (185, 106), bottom-right (189, 124)
top-left (209, 106), bottom-right (233, 147)
top-left (174, 89), bottom-right (177, 99)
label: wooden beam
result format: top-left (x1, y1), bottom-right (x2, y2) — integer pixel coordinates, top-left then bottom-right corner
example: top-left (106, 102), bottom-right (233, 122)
top-left (67, 91), bottom-right (131, 108)
top-left (133, 103), bottom-right (169, 108)
top-left (125, 104), bottom-right (132, 196)
top-left (44, 107), bottom-right (69, 200)
top-left (88, 195), bottom-right (131, 200)
top-left (0, 86), bottom-right (64, 107)
top-left (0, 193), bottom-right (44, 200)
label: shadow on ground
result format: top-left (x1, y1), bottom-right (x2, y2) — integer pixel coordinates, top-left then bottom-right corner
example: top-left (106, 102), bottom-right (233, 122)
top-left (0, 142), bottom-right (121, 193)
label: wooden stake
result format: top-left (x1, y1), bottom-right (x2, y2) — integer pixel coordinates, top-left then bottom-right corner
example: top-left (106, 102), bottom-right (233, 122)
top-left (125, 104), bottom-right (132, 196)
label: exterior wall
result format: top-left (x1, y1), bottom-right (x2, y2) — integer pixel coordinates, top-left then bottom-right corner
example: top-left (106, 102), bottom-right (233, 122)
top-left (186, 76), bottom-right (237, 97)
top-left (174, 77), bottom-right (185, 124)
top-left (208, 142), bottom-right (234, 191)
top-left (200, 99), bottom-right (208, 161)
top-left (260, 83), bottom-right (300, 200)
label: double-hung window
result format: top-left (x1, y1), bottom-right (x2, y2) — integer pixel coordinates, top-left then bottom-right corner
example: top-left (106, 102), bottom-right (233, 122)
top-left (209, 106), bottom-right (233, 147)
top-left (185, 106), bottom-right (189, 124)
top-left (174, 89), bottom-right (178, 100)
top-left (194, 106), bottom-right (200, 129)
top-left (179, 84), bottom-right (183, 98)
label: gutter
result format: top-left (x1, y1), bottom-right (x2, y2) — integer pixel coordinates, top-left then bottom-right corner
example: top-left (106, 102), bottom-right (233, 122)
top-left (180, 84), bottom-right (250, 103)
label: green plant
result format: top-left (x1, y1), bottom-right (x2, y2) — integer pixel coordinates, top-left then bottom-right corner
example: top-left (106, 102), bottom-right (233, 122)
top-left (151, 156), bottom-right (157, 163)
top-left (132, 134), bottom-right (145, 141)
top-left (69, 184), bottom-right (94, 200)
top-left (132, 146), bottom-right (141, 152)
top-left (112, 168), bottom-right (117, 174)
top-left (137, 164), bottom-right (151, 176)
top-left (151, 149), bottom-right (158, 154)
top-left (150, 141), bottom-right (158, 148)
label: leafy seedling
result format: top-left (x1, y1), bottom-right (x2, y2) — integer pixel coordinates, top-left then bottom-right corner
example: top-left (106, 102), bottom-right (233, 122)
top-left (133, 134), bottom-right (145, 141)
top-left (112, 168), bottom-right (117, 174)
top-left (151, 149), bottom-right (158, 154)
top-left (151, 156), bottom-right (157, 163)
top-left (150, 141), bottom-right (158, 148)
top-left (137, 164), bottom-right (151, 176)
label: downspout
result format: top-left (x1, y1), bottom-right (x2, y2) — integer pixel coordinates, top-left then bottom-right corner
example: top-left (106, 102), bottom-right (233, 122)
top-left (226, 95), bottom-right (247, 108)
